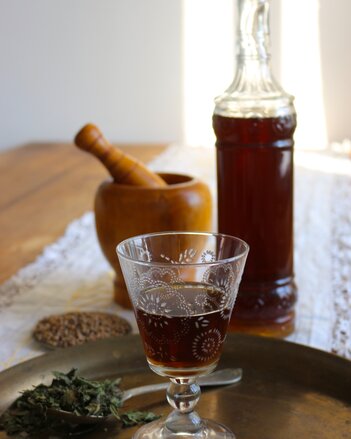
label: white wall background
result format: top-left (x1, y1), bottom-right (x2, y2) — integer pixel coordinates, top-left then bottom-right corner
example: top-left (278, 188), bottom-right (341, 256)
top-left (0, 0), bottom-right (183, 150)
top-left (0, 0), bottom-right (350, 151)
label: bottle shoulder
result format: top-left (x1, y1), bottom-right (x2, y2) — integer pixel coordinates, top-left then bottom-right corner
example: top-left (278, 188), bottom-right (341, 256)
top-left (214, 59), bottom-right (295, 118)
top-left (215, 83), bottom-right (295, 118)
top-left (214, 95), bottom-right (296, 118)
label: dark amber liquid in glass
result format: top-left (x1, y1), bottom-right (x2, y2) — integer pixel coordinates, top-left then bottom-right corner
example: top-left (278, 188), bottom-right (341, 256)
top-left (135, 284), bottom-right (229, 372)
top-left (213, 114), bottom-right (297, 337)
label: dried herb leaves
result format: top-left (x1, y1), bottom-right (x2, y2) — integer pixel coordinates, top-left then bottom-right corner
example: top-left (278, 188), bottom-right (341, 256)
top-left (0, 368), bottom-right (159, 437)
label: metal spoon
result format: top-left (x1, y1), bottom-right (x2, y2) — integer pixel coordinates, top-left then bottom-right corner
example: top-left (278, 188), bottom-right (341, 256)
top-left (46, 368), bottom-right (242, 425)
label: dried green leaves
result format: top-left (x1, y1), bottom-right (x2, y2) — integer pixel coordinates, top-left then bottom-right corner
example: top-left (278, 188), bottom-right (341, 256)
top-left (0, 368), bottom-right (159, 437)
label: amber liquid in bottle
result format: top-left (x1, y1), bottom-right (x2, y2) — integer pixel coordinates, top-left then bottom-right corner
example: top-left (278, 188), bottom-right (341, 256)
top-left (213, 114), bottom-right (297, 337)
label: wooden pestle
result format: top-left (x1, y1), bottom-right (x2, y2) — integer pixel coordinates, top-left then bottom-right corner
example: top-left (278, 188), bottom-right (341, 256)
top-left (74, 123), bottom-right (167, 187)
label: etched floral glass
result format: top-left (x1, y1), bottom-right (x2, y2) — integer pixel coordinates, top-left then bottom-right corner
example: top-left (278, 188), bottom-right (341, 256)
top-left (117, 232), bottom-right (249, 438)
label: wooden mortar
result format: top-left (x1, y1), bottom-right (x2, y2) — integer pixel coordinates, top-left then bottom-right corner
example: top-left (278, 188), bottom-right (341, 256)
top-left (73, 123), bottom-right (212, 307)
top-left (94, 173), bottom-right (212, 308)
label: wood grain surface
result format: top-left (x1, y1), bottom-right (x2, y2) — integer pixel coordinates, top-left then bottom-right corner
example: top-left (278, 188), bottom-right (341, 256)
top-left (0, 142), bottom-right (166, 284)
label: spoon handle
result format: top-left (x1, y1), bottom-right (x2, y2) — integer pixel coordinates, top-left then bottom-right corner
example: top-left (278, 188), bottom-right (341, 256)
top-left (122, 368), bottom-right (242, 402)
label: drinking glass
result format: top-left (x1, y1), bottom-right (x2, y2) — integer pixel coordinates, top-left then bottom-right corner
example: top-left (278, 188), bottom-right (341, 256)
top-left (117, 232), bottom-right (249, 438)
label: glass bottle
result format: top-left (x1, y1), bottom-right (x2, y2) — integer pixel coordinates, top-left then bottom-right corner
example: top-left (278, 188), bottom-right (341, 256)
top-left (213, 0), bottom-right (297, 337)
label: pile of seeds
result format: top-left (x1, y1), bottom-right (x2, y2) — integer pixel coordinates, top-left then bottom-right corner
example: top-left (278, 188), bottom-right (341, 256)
top-left (33, 311), bottom-right (132, 348)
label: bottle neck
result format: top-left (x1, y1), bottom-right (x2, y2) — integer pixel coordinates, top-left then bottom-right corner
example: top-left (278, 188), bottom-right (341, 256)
top-left (233, 58), bottom-right (274, 90)
top-left (214, 0), bottom-right (295, 118)
top-left (233, 0), bottom-right (276, 92)
top-left (237, 0), bottom-right (270, 61)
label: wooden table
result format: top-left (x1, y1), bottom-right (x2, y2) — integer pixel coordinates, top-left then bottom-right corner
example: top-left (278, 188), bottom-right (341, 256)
top-left (0, 143), bottom-right (166, 284)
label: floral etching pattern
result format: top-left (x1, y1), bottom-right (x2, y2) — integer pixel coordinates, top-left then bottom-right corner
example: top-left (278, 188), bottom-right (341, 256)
top-left (195, 316), bottom-right (210, 329)
top-left (192, 329), bottom-right (222, 362)
top-left (160, 248), bottom-right (197, 264)
top-left (202, 264), bottom-right (241, 312)
top-left (201, 250), bottom-right (216, 263)
top-left (138, 292), bottom-right (171, 328)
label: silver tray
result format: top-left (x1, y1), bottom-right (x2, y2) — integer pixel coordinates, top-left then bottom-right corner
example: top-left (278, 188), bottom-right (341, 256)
top-left (0, 334), bottom-right (350, 438)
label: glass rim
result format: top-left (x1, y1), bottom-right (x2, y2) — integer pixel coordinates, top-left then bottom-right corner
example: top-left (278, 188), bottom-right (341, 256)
top-left (116, 231), bottom-right (249, 267)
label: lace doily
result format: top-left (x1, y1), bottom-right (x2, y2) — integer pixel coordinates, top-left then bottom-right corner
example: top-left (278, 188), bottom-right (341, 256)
top-left (0, 146), bottom-right (350, 370)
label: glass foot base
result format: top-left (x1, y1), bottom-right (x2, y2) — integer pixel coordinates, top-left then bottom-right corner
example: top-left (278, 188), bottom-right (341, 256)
top-left (132, 418), bottom-right (235, 438)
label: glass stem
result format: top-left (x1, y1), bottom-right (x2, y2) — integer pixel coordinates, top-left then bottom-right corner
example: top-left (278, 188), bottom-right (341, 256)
top-left (165, 378), bottom-right (203, 434)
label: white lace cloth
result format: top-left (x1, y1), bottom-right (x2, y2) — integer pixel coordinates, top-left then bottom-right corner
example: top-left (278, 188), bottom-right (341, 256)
top-left (0, 146), bottom-right (350, 371)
